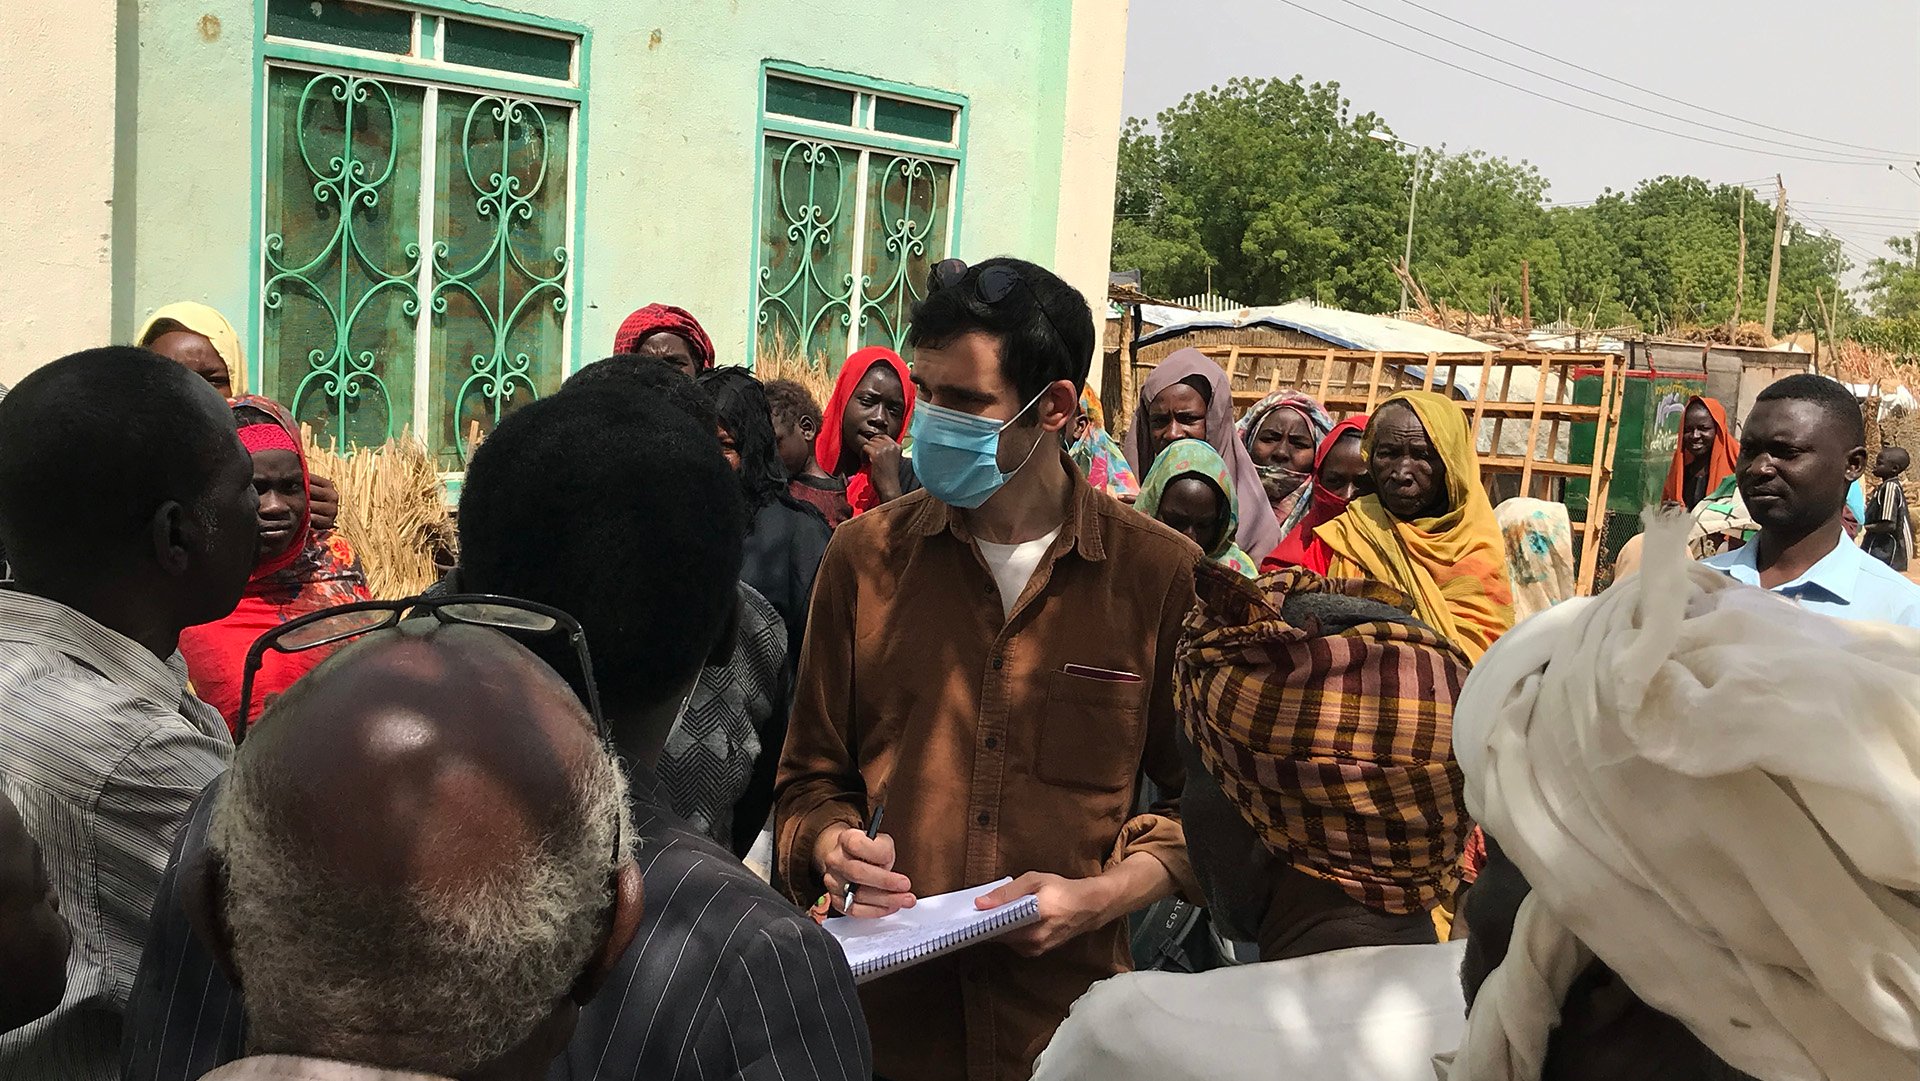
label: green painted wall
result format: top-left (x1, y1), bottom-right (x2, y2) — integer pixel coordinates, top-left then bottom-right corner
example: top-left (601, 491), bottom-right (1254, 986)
top-left (117, 0), bottom-right (1077, 374)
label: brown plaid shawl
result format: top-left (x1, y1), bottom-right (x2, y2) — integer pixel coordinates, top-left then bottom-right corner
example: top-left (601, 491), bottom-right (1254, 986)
top-left (1175, 562), bottom-right (1472, 915)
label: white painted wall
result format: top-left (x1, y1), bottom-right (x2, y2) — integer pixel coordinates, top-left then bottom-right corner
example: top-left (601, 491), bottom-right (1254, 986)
top-left (1053, 0), bottom-right (1131, 390)
top-left (0, 0), bottom-right (120, 387)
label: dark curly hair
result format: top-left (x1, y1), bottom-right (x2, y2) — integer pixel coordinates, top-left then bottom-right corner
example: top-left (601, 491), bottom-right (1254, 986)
top-left (456, 378), bottom-right (745, 720)
top-left (699, 368), bottom-right (791, 516)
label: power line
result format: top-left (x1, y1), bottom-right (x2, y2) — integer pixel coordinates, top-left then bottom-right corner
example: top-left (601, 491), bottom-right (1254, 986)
top-left (1377, 0), bottom-right (1920, 161)
top-left (1319, 0), bottom-right (1905, 165)
top-left (1273, 0), bottom-right (1904, 167)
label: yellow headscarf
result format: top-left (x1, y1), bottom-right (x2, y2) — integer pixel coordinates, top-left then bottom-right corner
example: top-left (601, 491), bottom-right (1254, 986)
top-left (1315, 390), bottom-right (1515, 662)
top-left (136, 302), bottom-right (248, 397)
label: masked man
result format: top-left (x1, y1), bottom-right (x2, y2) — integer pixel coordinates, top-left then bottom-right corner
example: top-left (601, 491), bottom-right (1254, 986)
top-left (776, 257), bottom-right (1201, 1081)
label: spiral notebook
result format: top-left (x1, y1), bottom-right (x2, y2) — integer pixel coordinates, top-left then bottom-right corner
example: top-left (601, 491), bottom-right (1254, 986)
top-left (827, 878), bottom-right (1041, 983)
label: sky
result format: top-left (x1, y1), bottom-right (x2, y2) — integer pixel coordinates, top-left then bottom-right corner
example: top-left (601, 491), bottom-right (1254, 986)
top-left (1120, 0), bottom-right (1920, 291)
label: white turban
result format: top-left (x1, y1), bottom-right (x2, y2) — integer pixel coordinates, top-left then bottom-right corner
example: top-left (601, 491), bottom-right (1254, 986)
top-left (1440, 514), bottom-right (1920, 1080)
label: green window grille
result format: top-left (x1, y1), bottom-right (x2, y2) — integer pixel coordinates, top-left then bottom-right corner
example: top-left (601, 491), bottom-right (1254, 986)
top-left (753, 67), bottom-right (963, 371)
top-left (257, 3), bottom-right (582, 472)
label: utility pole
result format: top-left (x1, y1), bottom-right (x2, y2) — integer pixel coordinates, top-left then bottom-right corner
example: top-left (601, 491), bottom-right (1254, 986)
top-left (1733, 195), bottom-right (1746, 325)
top-left (1764, 174), bottom-right (1787, 338)
top-left (1398, 159), bottom-right (1421, 315)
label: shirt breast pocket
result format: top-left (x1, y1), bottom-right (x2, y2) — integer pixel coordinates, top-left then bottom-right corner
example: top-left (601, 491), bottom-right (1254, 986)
top-left (1034, 669), bottom-right (1146, 793)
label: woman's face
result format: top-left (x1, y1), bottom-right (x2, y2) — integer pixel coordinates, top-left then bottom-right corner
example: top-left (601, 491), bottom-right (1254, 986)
top-left (1156, 475), bottom-right (1226, 552)
top-left (252, 448), bottom-right (307, 561)
top-left (1682, 402), bottom-right (1718, 464)
top-left (1369, 404), bottom-right (1448, 520)
top-left (716, 424), bottom-right (743, 472)
top-left (1318, 433), bottom-right (1371, 501)
top-left (1147, 384), bottom-right (1209, 462)
top-left (1250, 407), bottom-right (1318, 473)
top-left (148, 329), bottom-right (232, 398)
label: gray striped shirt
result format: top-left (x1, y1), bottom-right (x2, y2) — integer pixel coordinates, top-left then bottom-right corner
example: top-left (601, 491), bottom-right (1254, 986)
top-left (0, 589), bottom-right (231, 1081)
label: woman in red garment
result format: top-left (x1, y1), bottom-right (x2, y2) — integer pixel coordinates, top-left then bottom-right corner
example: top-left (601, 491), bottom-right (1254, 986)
top-left (815, 346), bottom-right (918, 517)
top-left (1262, 414), bottom-right (1372, 574)
top-left (179, 397), bottom-right (371, 735)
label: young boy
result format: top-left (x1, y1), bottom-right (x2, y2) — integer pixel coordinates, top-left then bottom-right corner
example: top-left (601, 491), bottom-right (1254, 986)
top-left (1863, 446), bottom-right (1913, 572)
top-left (765, 378), bottom-right (852, 528)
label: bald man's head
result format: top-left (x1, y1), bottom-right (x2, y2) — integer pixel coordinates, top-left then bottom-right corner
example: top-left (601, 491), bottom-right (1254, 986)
top-left (203, 624), bottom-right (641, 1077)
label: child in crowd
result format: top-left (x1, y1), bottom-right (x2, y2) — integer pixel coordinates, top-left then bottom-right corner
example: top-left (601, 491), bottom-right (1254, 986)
top-left (765, 378), bottom-right (852, 528)
top-left (1863, 446), bottom-right (1913, 572)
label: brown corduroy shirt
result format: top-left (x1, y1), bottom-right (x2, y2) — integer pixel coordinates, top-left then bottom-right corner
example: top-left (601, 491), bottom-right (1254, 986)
top-left (776, 463), bottom-right (1202, 1081)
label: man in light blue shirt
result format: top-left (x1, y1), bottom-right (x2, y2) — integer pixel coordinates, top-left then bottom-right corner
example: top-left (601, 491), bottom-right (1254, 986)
top-left (1703, 373), bottom-right (1920, 628)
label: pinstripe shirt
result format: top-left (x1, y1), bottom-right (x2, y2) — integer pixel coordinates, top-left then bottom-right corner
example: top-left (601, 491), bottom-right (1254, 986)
top-left (122, 768), bottom-right (872, 1081)
top-left (0, 588), bottom-right (231, 1081)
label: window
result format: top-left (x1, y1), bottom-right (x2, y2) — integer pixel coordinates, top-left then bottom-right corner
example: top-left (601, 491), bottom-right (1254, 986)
top-left (751, 64), bottom-right (966, 370)
top-left (256, 0), bottom-right (585, 471)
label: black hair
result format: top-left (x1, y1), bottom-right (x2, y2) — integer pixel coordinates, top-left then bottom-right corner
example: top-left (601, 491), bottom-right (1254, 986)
top-left (456, 382), bottom-right (746, 720)
top-left (764, 378), bottom-right (822, 431)
top-left (0, 347), bottom-right (238, 569)
top-left (1754, 373), bottom-right (1866, 448)
top-left (1879, 446), bottom-right (1912, 474)
top-left (698, 368), bottom-right (788, 514)
top-left (906, 256), bottom-right (1096, 403)
top-left (563, 354), bottom-right (719, 434)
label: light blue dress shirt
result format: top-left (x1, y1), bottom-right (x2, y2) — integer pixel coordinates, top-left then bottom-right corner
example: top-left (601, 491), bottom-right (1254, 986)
top-left (1704, 533), bottom-right (1920, 628)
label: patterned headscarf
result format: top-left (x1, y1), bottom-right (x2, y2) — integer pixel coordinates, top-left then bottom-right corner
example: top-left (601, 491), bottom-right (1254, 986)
top-left (1175, 563), bottom-right (1471, 915)
top-left (613, 304), bottom-right (715, 369)
top-left (1069, 388), bottom-right (1139, 499)
top-left (1135, 438), bottom-right (1257, 576)
top-left (1237, 390), bottom-right (1336, 537)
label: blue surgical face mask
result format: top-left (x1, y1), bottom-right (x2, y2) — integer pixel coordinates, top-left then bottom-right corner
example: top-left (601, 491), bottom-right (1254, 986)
top-left (908, 388), bottom-right (1050, 509)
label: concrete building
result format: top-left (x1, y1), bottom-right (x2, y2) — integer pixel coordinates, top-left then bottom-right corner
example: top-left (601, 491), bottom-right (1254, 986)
top-left (1, 0), bottom-right (1130, 470)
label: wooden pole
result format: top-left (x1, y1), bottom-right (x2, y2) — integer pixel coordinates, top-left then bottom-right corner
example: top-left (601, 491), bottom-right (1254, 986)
top-left (1521, 259), bottom-right (1532, 330)
top-left (1764, 174), bottom-right (1787, 338)
top-left (1733, 194), bottom-right (1747, 326)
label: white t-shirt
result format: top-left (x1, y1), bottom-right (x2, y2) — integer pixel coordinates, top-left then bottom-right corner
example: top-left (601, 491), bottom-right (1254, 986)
top-left (1031, 940), bottom-right (1469, 1081)
top-left (976, 528), bottom-right (1061, 620)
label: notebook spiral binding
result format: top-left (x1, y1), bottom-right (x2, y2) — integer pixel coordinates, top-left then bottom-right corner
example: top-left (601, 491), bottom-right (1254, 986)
top-left (851, 896), bottom-right (1040, 980)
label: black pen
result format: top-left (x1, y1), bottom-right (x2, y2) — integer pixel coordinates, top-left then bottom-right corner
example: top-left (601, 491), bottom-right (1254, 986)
top-left (840, 803), bottom-right (887, 913)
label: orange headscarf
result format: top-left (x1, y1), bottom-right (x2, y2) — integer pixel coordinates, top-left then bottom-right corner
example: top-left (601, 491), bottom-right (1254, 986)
top-left (1661, 395), bottom-right (1737, 507)
top-left (1315, 391), bottom-right (1515, 662)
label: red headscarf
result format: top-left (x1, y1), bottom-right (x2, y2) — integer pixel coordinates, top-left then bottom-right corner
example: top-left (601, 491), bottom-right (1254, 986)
top-left (180, 395), bottom-right (371, 735)
top-left (816, 347), bottom-right (917, 516)
top-left (613, 304), bottom-right (715, 370)
top-left (1661, 395), bottom-right (1737, 507)
top-left (1263, 414), bottom-right (1369, 575)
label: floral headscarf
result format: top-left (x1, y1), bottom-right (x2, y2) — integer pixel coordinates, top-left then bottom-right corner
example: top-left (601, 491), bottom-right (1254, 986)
top-left (1136, 437), bottom-right (1258, 577)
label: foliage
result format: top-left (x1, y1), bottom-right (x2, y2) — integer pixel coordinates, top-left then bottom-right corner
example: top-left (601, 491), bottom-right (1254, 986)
top-left (1855, 238), bottom-right (1920, 358)
top-left (1114, 78), bottom-right (1857, 333)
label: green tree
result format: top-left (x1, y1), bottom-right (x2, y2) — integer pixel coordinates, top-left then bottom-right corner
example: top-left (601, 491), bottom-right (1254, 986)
top-left (1856, 237), bottom-right (1920, 356)
top-left (1112, 76), bottom-right (1407, 307)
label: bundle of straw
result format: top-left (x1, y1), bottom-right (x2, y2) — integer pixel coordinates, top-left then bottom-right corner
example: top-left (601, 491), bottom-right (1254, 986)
top-left (758, 328), bottom-right (837, 409)
top-left (301, 427), bottom-right (455, 599)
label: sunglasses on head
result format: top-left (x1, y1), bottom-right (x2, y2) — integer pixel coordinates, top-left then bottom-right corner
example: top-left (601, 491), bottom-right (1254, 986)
top-left (928, 258), bottom-right (1073, 366)
top-left (236, 593), bottom-right (608, 745)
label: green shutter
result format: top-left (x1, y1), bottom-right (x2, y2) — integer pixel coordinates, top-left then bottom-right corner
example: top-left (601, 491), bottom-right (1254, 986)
top-left (754, 135), bottom-right (857, 369)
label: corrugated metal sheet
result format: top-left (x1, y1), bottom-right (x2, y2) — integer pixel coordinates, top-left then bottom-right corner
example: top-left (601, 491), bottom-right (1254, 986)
top-left (1132, 301), bottom-right (1496, 355)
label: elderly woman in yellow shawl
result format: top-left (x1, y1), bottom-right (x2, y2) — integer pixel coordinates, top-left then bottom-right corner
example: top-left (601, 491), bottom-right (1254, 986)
top-left (1315, 391), bottom-right (1514, 661)
top-left (137, 301), bottom-right (340, 533)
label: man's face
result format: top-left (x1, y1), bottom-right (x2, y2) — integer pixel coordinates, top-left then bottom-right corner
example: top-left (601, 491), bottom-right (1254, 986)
top-left (1736, 398), bottom-right (1864, 536)
top-left (635, 332), bottom-right (699, 378)
top-left (910, 331), bottom-right (1070, 471)
top-left (186, 424), bottom-right (265, 625)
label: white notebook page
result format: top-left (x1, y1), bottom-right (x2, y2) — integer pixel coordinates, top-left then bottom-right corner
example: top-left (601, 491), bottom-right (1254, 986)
top-left (826, 877), bottom-right (1040, 980)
